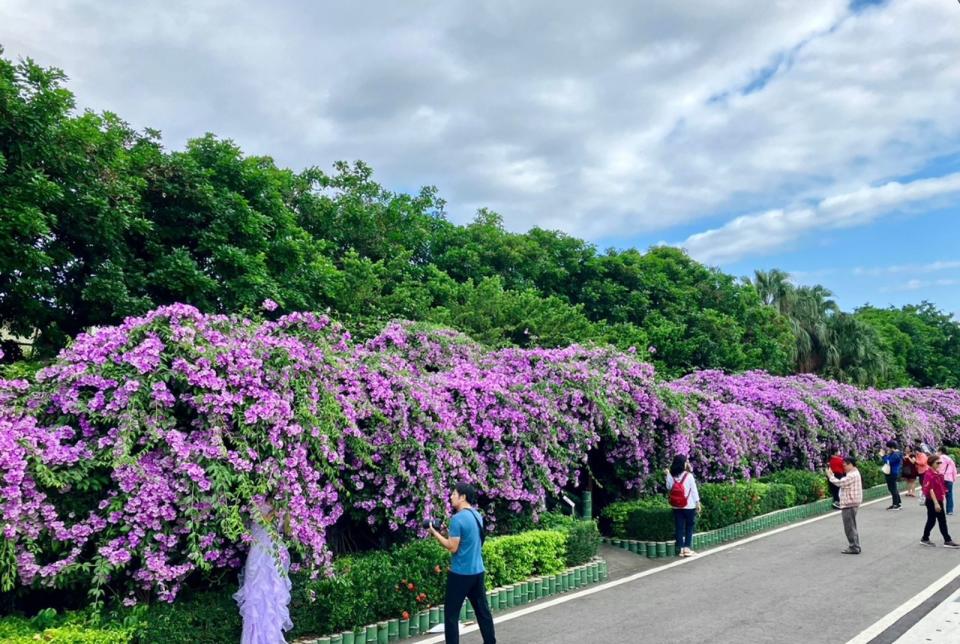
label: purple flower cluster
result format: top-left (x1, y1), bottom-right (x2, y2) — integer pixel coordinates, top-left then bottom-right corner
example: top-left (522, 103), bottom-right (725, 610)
top-left (1, 307), bottom-right (958, 602)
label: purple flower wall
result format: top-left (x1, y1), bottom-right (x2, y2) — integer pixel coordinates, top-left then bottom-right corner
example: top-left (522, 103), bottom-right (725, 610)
top-left (1, 305), bottom-right (958, 601)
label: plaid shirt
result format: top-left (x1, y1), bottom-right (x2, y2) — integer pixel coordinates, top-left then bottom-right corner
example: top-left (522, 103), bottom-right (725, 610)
top-left (828, 469), bottom-right (862, 508)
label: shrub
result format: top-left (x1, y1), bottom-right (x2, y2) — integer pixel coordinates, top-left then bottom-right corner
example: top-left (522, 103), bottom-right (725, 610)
top-left (536, 513), bottom-right (600, 566)
top-left (0, 613), bottom-right (135, 644)
top-left (623, 498), bottom-right (673, 541)
top-left (601, 501), bottom-right (643, 539)
top-left (697, 482), bottom-right (797, 531)
top-left (481, 530), bottom-right (567, 589)
top-left (762, 470), bottom-right (827, 504)
top-left (943, 447), bottom-right (960, 465)
top-left (134, 587), bottom-right (241, 644)
top-left (858, 461), bottom-right (885, 488)
top-left (146, 527), bottom-right (568, 641)
top-left (758, 483), bottom-right (797, 514)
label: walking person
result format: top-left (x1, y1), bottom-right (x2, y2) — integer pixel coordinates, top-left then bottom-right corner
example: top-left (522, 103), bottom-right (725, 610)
top-left (936, 447), bottom-right (957, 516)
top-left (666, 455), bottom-right (701, 558)
top-left (826, 456), bottom-right (863, 554)
top-left (881, 440), bottom-right (903, 510)
top-left (828, 447), bottom-right (846, 509)
top-left (902, 446), bottom-right (918, 497)
top-left (428, 482), bottom-right (496, 644)
top-left (920, 454), bottom-right (960, 548)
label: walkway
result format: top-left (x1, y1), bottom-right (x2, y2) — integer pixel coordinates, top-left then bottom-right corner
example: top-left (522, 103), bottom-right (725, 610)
top-left (427, 495), bottom-right (960, 644)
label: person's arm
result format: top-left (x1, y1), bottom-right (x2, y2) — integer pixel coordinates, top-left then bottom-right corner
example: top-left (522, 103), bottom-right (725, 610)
top-left (929, 485), bottom-right (942, 511)
top-left (687, 476), bottom-right (700, 510)
top-left (429, 516), bottom-right (461, 554)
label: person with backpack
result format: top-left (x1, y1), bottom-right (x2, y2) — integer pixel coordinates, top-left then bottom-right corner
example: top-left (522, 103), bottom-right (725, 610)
top-left (826, 456), bottom-right (863, 554)
top-left (666, 455), bottom-right (701, 558)
top-left (428, 482), bottom-right (496, 644)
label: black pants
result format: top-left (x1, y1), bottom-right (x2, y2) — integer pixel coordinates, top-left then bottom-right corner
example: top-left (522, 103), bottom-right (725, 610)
top-left (885, 474), bottom-right (901, 506)
top-left (923, 499), bottom-right (952, 542)
top-left (673, 508), bottom-right (696, 552)
top-left (445, 571), bottom-right (496, 644)
top-left (829, 472), bottom-right (845, 504)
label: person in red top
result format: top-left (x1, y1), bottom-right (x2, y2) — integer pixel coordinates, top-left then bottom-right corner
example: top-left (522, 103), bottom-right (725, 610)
top-left (828, 447), bottom-right (846, 509)
top-left (920, 454), bottom-right (960, 548)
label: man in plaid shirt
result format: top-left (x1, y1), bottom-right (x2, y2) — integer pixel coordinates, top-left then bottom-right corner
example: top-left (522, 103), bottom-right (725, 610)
top-left (826, 456), bottom-right (863, 554)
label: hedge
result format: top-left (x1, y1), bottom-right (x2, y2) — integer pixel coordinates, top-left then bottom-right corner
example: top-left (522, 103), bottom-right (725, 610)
top-left (0, 612), bottom-right (135, 644)
top-left (858, 461), bottom-right (885, 488)
top-left (603, 480), bottom-right (799, 540)
top-left (761, 470), bottom-right (827, 504)
top-left (537, 513), bottom-right (601, 566)
top-left (1, 521), bottom-right (596, 643)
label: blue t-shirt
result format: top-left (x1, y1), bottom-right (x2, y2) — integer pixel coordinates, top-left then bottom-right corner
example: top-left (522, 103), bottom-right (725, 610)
top-left (449, 508), bottom-right (485, 575)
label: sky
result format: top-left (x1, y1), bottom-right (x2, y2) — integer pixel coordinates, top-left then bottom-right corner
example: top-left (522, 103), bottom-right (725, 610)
top-left (2, 0), bottom-right (958, 317)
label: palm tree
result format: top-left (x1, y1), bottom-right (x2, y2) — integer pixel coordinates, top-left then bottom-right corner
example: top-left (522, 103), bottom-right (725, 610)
top-left (823, 313), bottom-right (889, 386)
top-left (752, 269), bottom-right (793, 313)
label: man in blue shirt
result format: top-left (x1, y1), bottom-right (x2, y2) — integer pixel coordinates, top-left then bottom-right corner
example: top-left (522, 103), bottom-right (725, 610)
top-left (882, 440), bottom-right (903, 510)
top-left (428, 482), bottom-right (496, 644)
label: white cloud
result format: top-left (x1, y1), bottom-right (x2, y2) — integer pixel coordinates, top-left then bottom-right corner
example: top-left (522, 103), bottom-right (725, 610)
top-left (677, 172), bottom-right (960, 264)
top-left (854, 260), bottom-right (960, 277)
top-left (0, 0), bottom-right (958, 242)
top-left (885, 278), bottom-right (960, 292)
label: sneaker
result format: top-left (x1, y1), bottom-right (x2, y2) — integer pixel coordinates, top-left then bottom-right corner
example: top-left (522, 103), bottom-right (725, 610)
top-left (685, 549), bottom-right (697, 556)
top-left (841, 548), bottom-right (860, 555)
top-left (832, 502), bottom-right (841, 509)
top-left (921, 539), bottom-right (936, 547)
top-left (893, 505), bottom-right (902, 510)
top-left (944, 541), bottom-right (960, 549)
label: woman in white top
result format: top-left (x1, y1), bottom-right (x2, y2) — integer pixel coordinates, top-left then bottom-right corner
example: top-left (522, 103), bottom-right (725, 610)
top-left (666, 455), bottom-right (702, 557)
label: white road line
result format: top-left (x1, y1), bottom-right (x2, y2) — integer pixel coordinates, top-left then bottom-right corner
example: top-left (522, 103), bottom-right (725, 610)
top-left (419, 496), bottom-right (890, 644)
top-left (846, 563), bottom-right (960, 644)
top-left (891, 586), bottom-right (960, 643)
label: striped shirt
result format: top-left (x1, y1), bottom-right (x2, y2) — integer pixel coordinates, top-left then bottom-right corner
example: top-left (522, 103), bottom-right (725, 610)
top-left (828, 469), bottom-right (862, 508)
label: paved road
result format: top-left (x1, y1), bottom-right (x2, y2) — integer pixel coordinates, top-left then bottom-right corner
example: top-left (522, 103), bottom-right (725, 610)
top-left (452, 497), bottom-right (960, 644)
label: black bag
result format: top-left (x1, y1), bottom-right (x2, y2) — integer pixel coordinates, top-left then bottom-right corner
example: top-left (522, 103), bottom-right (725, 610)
top-left (469, 509), bottom-right (486, 545)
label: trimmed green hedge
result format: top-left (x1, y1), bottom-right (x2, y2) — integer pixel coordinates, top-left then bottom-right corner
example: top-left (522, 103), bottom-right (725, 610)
top-left (858, 461), bottom-right (885, 488)
top-left (537, 513), bottom-right (601, 566)
top-left (603, 480), bottom-right (799, 540)
top-left (762, 470), bottom-right (827, 504)
top-left (601, 498), bottom-right (672, 540)
top-left (482, 531), bottom-right (567, 589)
top-left (0, 612), bottom-right (135, 643)
top-left (2, 521), bottom-right (595, 643)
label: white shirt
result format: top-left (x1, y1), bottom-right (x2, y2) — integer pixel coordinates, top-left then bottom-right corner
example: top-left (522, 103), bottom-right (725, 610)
top-left (666, 471), bottom-right (700, 509)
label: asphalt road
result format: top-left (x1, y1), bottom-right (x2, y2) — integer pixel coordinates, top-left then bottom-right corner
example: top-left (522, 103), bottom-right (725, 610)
top-left (453, 496), bottom-right (960, 644)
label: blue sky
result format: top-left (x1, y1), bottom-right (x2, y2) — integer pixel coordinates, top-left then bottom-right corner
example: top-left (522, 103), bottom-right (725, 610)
top-left (1, 0), bottom-right (958, 318)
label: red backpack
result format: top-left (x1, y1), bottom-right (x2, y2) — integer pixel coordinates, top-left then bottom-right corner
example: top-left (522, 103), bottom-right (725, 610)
top-left (669, 473), bottom-right (689, 508)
